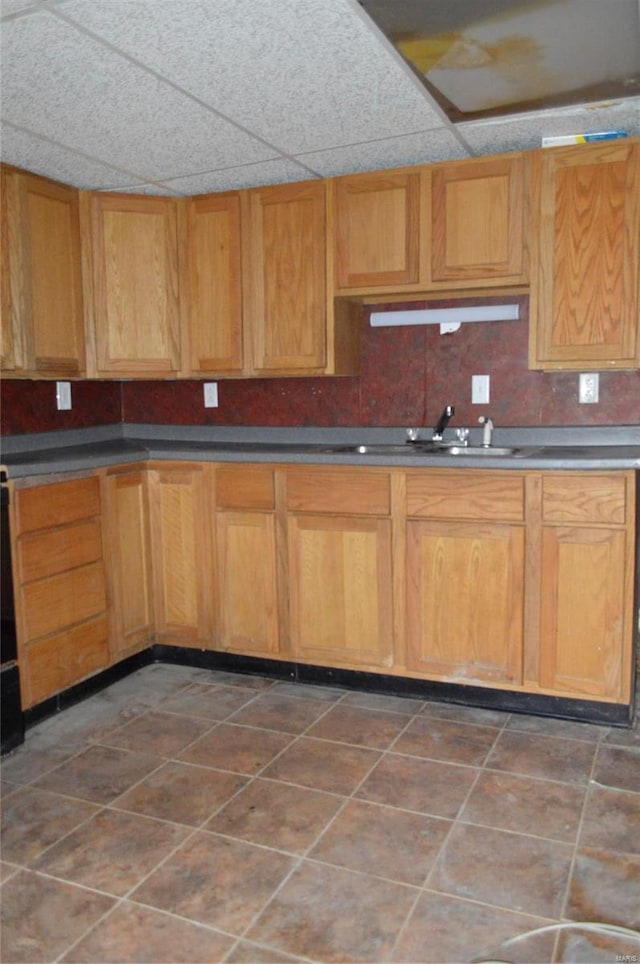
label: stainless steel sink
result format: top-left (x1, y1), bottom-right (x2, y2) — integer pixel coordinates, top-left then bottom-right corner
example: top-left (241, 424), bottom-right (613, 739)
top-left (320, 442), bottom-right (532, 457)
top-left (436, 445), bottom-right (522, 456)
top-left (320, 443), bottom-right (424, 455)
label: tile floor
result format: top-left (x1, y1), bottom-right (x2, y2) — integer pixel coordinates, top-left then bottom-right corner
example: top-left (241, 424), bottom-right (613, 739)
top-left (1, 664), bottom-right (639, 963)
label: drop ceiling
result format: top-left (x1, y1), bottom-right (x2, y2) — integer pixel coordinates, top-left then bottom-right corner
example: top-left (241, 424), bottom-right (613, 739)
top-left (1, 0), bottom-right (638, 196)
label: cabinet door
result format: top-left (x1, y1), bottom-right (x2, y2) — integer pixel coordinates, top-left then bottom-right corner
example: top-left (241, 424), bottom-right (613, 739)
top-left (1, 167), bottom-right (19, 371)
top-left (244, 181), bottom-right (326, 373)
top-left (103, 469), bottom-right (154, 658)
top-left (530, 141), bottom-right (640, 368)
top-left (333, 170), bottom-right (422, 289)
top-left (188, 192), bottom-right (244, 375)
top-left (149, 465), bottom-right (212, 644)
top-left (91, 194), bottom-right (183, 376)
top-left (2, 169), bottom-right (85, 376)
top-left (288, 514), bottom-right (393, 669)
top-left (430, 154), bottom-right (528, 286)
top-left (216, 510), bottom-right (279, 656)
top-left (406, 520), bottom-right (523, 684)
top-left (539, 526), bottom-right (628, 699)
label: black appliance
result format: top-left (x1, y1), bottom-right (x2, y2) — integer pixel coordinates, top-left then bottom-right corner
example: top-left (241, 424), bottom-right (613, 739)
top-left (1, 480), bottom-right (25, 754)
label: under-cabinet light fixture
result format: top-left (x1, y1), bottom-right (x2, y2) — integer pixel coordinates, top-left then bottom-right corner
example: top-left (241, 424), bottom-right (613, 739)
top-left (369, 303), bottom-right (520, 334)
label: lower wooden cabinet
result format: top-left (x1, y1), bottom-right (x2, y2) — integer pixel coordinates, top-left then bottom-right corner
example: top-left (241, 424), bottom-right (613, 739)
top-left (13, 475), bottom-right (109, 708)
top-left (536, 473), bottom-right (635, 700)
top-left (284, 467), bottom-right (394, 670)
top-left (213, 466), bottom-right (280, 657)
top-left (148, 464), bottom-right (213, 646)
top-left (406, 519), bottom-right (524, 684)
top-left (102, 467), bottom-right (154, 658)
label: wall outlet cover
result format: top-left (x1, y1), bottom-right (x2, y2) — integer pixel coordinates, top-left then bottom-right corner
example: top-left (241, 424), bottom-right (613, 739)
top-left (579, 372), bottom-right (599, 404)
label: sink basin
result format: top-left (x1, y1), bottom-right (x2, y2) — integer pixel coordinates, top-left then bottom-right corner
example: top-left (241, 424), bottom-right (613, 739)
top-left (437, 445), bottom-right (522, 456)
top-left (320, 442), bottom-right (531, 458)
top-left (321, 443), bottom-right (423, 455)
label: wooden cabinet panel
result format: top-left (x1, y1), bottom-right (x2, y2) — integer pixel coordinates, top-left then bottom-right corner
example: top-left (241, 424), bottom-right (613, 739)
top-left (286, 468), bottom-right (390, 515)
top-left (406, 471), bottom-right (525, 522)
top-left (539, 526), bottom-right (628, 698)
top-left (188, 192), bottom-right (244, 375)
top-left (1, 166), bottom-right (19, 371)
top-left (288, 514), bottom-right (393, 669)
top-left (24, 616), bottom-right (109, 708)
top-left (244, 181), bottom-right (327, 373)
top-left (216, 510), bottom-right (279, 656)
top-left (16, 476), bottom-right (100, 532)
top-left (90, 193), bottom-right (183, 376)
top-left (430, 154), bottom-right (528, 285)
top-left (530, 140), bottom-right (640, 368)
top-left (333, 170), bottom-right (422, 289)
top-left (406, 519), bottom-right (524, 684)
top-left (18, 519), bottom-right (102, 583)
top-left (149, 465), bottom-right (212, 643)
top-left (103, 469), bottom-right (154, 657)
top-left (1, 168), bottom-right (85, 376)
top-left (22, 561), bottom-right (106, 641)
top-left (542, 474), bottom-right (628, 525)
top-left (216, 465), bottom-right (275, 510)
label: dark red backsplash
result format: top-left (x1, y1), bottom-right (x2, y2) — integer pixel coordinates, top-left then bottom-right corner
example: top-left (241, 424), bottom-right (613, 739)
top-left (3, 296), bottom-right (639, 435)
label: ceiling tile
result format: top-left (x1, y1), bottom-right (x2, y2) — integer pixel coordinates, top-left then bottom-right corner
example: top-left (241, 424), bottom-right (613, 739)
top-left (0, 123), bottom-right (143, 189)
top-left (158, 159), bottom-right (319, 196)
top-left (458, 98), bottom-right (640, 154)
top-left (300, 128), bottom-right (469, 177)
top-left (1, 9), bottom-right (277, 181)
top-left (58, 0), bottom-right (444, 154)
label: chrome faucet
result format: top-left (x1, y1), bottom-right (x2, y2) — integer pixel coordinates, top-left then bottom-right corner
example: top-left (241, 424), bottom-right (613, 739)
top-left (478, 415), bottom-right (494, 448)
top-left (432, 405), bottom-right (455, 441)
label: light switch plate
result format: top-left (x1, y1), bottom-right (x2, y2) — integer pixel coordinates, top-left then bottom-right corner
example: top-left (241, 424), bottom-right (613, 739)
top-left (203, 382), bottom-right (218, 408)
top-left (56, 381), bottom-right (72, 410)
top-left (472, 374), bottom-right (490, 405)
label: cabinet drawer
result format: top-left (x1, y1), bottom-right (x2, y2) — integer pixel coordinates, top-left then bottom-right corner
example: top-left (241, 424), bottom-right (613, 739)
top-left (16, 476), bottom-right (100, 532)
top-left (18, 519), bottom-right (103, 583)
top-left (542, 475), bottom-right (628, 525)
top-left (286, 468), bottom-right (390, 515)
top-left (216, 466), bottom-right (275, 510)
top-left (406, 472), bottom-right (525, 521)
top-left (24, 616), bottom-right (109, 706)
top-left (22, 561), bottom-right (107, 641)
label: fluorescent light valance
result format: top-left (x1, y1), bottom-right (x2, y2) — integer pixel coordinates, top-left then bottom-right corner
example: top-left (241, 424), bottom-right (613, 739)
top-left (369, 304), bottom-right (520, 334)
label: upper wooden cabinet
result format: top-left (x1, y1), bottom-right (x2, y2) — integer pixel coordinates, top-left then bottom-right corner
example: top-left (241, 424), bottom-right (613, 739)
top-left (333, 168), bottom-right (425, 290)
top-left (529, 140), bottom-right (640, 370)
top-left (187, 192), bottom-right (244, 375)
top-left (1, 167), bottom-right (86, 377)
top-left (243, 180), bottom-right (329, 374)
top-left (88, 192), bottom-right (185, 377)
top-left (429, 154), bottom-right (529, 287)
top-left (332, 153), bottom-right (528, 294)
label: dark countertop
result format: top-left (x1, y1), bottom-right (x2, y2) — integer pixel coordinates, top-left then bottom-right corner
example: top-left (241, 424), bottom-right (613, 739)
top-left (2, 423), bottom-right (640, 479)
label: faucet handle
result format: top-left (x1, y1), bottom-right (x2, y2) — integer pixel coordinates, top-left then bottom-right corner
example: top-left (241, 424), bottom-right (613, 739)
top-left (455, 428), bottom-right (469, 445)
top-left (406, 427), bottom-right (420, 442)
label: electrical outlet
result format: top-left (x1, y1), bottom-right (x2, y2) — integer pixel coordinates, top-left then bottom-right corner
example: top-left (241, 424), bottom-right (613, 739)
top-left (579, 372), bottom-right (599, 404)
top-left (471, 374), bottom-right (490, 405)
top-left (203, 382), bottom-right (218, 408)
top-left (56, 381), bottom-right (72, 410)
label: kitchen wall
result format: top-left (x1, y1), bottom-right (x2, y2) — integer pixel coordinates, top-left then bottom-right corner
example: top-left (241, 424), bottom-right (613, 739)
top-left (2, 296), bottom-right (639, 436)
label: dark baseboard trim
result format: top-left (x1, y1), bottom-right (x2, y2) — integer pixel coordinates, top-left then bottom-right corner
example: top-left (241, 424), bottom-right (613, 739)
top-left (24, 644), bottom-right (634, 731)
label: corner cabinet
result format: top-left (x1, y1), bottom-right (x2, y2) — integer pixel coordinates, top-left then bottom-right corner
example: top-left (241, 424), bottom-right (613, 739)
top-left (1, 167), bottom-right (86, 377)
top-left (87, 193), bottom-right (186, 377)
top-left (529, 140), bottom-right (640, 369)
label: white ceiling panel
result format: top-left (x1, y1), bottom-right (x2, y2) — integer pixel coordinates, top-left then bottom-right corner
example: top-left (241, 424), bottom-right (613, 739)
top-left (0, 0), bottom-right (638, 195)
top-left (459, 98), bottom-right (640, 155)
top-left (0, 122), bottom-right (144, 189)
top-left (157, 158), bottom-right (319, 197)
top-left (1, 8), bottom-right (277, 180)
top-left (57, 0), bottom-right (445, 154)
top-left (300, 128), bottom-right (468, 178)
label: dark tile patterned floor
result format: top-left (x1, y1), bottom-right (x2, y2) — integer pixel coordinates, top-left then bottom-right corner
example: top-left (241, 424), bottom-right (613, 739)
top-left (1, 664), bottom-right (639, 963)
